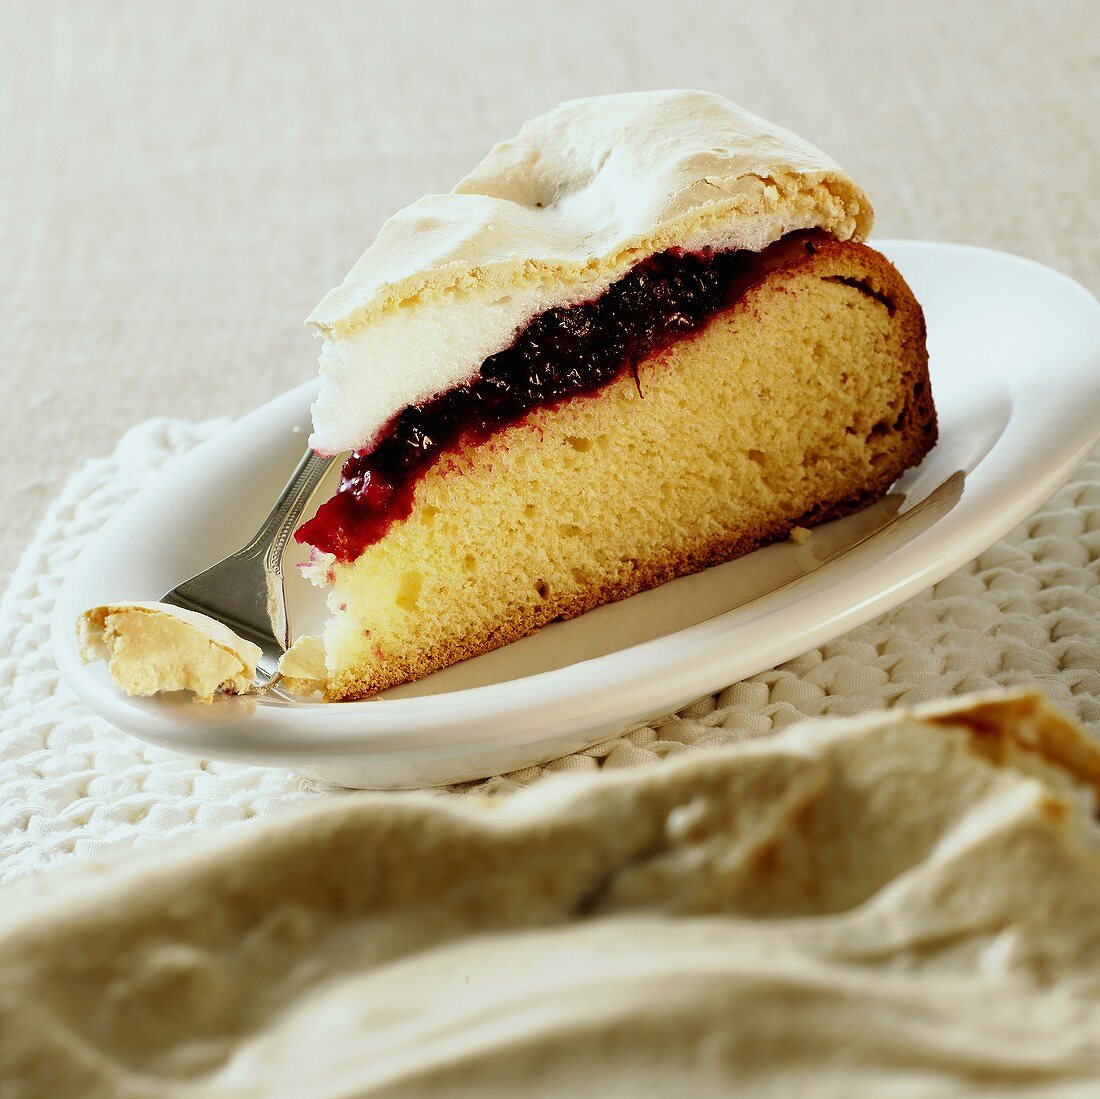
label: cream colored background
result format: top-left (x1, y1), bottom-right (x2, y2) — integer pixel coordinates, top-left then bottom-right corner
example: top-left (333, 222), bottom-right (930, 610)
top-left (2, 0), bottom-right (1098, 583)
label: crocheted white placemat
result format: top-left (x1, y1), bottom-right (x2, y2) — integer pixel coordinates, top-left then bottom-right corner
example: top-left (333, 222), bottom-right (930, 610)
top-left (2, 419), bottom-right (1098, 885)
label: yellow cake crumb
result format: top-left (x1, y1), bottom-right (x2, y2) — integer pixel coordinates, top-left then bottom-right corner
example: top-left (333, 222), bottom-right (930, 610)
top-left (306, 240), bottom-right (934, 700)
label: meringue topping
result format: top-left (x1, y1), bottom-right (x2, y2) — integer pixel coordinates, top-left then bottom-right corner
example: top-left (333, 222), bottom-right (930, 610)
top-left (307, 90), bottom-right (872, 457)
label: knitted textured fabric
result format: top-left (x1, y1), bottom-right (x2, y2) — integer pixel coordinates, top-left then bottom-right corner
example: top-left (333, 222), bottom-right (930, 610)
top-left (1, 418), bottom-right (1098, 884)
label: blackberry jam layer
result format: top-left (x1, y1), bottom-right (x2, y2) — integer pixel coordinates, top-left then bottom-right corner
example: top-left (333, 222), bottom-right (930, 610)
top-left (296, 230), bottom-right (831, 562)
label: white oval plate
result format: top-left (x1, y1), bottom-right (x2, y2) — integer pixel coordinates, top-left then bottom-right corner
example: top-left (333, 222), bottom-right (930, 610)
top-left (53, 241), bottom-right (1100, 789)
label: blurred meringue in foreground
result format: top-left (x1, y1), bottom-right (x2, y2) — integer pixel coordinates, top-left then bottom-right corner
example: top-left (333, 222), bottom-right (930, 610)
top-left (4, 690), bottom-right (1100, 1096)
top-left (76, 602), bottom-right (262, 702)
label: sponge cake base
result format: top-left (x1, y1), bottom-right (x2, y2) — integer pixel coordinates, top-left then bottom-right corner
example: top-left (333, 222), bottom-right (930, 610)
top-left (313, 239), bottom-right (935, 700)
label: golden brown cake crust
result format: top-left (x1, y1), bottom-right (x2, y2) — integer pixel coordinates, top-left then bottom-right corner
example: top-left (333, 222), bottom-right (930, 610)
top-left (325, 239), bottom-right (935, 701)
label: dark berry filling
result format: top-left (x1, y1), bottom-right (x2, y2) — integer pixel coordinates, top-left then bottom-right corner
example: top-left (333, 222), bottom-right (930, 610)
top-left (296, 230), bottom-right (828, 562)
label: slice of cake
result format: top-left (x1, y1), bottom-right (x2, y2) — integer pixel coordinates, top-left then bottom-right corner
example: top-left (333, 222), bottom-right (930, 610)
top-left (295, 90), bottom-right (936, 701)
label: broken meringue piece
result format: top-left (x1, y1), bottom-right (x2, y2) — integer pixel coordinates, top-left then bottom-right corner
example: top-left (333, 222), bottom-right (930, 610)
top-left (276, 634), bottom-right (328, 697)
top-left (76, 601), bottom-right (262, 703)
